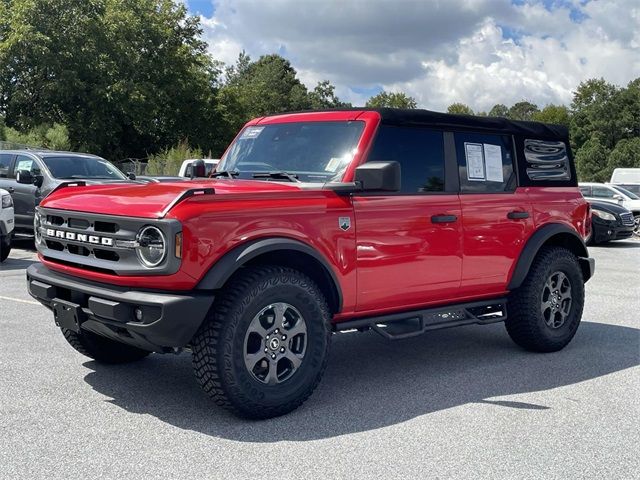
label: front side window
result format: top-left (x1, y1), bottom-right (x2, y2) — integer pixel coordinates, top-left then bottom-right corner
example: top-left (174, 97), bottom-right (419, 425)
top-left (455, 132), bottom-right (515, 193)
top-left (13, 155), bottom-right (41, 177)
top-left (591, 186), bottom-right (616, 199)
top-left (218, 121), bottom-right (365, 183)
top-left (41, 156), bottom-right (126, 180)
top-left (366, 125), bottom-right (445, 193)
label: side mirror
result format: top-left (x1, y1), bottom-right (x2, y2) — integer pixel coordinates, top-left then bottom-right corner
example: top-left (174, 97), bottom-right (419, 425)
top-left (127, 172), bottom-right (136, 180)
top-left (191, 159), bottom-right (206, 179)
top-left (612, 194), bottom-right (623, 203)
top-left (16, 170), bottom-right (33, 185)
top-left (354, 161), bottom-right (401, 192)
top-left (33, 175), bottom-right (44, 188)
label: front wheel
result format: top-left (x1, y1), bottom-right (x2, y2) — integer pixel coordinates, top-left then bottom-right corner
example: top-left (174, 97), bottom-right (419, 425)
top-left (191, 265), bottom-right (332, 419)
top-left (634, 214), bottom-right (640, 238)
top-left (506, 247), bottom-right (585, 352)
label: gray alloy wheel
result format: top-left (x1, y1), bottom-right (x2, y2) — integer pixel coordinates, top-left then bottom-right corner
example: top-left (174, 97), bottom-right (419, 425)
top-left (541, 271), bottom-right (572, 329)
top-left (634, 215), bottom-right (640, 237)
top-left (243, 302), bottom-right (307, 385)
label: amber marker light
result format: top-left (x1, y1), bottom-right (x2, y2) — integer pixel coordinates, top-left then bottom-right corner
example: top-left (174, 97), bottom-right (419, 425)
top-left (175, 232), bottom-right (183, 259)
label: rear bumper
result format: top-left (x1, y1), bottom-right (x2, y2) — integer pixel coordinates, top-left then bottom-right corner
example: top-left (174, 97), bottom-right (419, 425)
top-left (27, 263), bottom-right (214, 352)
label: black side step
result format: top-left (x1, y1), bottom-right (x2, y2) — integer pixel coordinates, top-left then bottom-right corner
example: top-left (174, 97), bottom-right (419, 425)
top-left (334, 298), bottom-right (508, 340)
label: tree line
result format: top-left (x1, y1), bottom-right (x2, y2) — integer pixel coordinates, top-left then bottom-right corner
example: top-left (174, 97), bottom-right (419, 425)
top-left (0, 0), bottom-right (637, 181)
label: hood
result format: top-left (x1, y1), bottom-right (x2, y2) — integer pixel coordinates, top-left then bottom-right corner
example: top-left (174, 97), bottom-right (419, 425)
top-left (588, 200), bottom-right (631, 215)
top-left (40, 179), bottom-right (304, 218)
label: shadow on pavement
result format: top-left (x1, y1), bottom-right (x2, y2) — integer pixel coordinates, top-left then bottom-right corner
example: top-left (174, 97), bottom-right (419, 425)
top-left (83, 320), bottom-right (639, 442)
top-left (0, 257), bottom-right (39, 271)
top-left (596, 240), bottom-right (640, 248)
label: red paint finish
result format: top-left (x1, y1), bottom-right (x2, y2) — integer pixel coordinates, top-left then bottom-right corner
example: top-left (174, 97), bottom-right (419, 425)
top-left (353, 194), bottom-right (462, 312)
top-left (37, 110), bottom-right (590, 324)
top-left (459, 189), bottom-right (534, 297)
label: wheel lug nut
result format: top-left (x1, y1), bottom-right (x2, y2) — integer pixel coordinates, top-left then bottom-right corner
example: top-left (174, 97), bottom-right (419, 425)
top-left (280, 347), bottom-right (285, 353)
top-left (275, 328), bottom-right (279, 334)
top-left (281, 335), bottom-right (286, 340)
top-left (266, 335), bottom-right (270, 339)
top-left (271, 353), bottom-right (276, 359)
top-left (264, 348), bottom-right (268, 352)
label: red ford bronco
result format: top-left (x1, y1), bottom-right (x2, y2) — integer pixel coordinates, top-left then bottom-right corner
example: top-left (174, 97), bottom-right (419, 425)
top-left (27, 109), bottom-right (594, 418)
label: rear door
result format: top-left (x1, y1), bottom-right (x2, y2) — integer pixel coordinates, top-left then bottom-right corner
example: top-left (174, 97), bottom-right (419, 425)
top-left (11, 153), bottom-right (42, 230)
top-left (353, 125), bottom-right (463, 313)
top-left (454, 132), bottom-right (534, 298)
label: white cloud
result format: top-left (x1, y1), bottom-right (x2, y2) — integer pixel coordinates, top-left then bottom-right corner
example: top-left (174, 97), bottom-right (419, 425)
top-left (196, 0), bottom-right (640, 111)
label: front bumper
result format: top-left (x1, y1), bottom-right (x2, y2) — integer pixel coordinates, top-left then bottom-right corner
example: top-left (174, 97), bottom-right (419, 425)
top-left (592, 218), bottom-right (635, 243)
top-left (27, 263), bottom-right (214, 352)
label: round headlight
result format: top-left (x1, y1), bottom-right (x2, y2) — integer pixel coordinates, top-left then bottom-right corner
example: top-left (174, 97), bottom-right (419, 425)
top-left (136, 226), bottom-right (166, 267)
top-left (34, 210), bottom-right (42, 245)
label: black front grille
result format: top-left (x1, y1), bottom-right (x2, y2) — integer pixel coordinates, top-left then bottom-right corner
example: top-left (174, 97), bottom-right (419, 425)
top-left (620, 212), bottom-right (634, 227)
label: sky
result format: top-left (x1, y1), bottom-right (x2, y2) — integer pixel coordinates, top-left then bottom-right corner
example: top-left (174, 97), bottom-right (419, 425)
top-left (184, 0), bottom-right (640, 112)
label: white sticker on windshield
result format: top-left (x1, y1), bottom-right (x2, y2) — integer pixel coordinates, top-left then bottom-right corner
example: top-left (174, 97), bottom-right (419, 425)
top-left (483, 144), bottom-right (503, 182)
top-left (241, 126), bottom-right (264, 139)
top-left (325, 157), bottom-right (341, 172)
top-left (464, 142), bottom-right (485, 181)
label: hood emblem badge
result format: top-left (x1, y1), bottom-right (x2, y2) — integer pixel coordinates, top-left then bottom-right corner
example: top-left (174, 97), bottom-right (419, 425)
top-left (339, 217), bottom-right (351, 231)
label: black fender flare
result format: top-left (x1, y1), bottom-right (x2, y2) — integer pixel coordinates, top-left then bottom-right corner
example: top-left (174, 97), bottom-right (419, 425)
top-left (196, 237), bottom-right (343, 311)
top-left (508, 223), bottom-right (592, 290)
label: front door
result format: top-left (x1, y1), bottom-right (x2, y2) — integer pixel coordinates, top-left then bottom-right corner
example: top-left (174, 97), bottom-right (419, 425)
top-left (11, 154), bottom-right (41, 230)
top-left (353, 125), bottom-right (462, 313)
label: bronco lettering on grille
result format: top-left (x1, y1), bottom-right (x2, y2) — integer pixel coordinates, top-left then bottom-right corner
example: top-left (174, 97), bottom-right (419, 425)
top-left (45, 228), bottom-right (113, 246)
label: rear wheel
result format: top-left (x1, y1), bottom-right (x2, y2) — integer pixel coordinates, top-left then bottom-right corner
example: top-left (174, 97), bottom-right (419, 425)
top-left (191, 265), bottom-right (331, 419)
top-left (61, 328), bottom-right (151, 363)
top-left (506, 247), bottom-right (584, 352)
top-left (0, 234), bottom-right (11, 262)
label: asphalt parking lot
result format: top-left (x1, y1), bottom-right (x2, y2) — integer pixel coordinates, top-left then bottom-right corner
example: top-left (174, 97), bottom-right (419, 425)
top-left (1, 239), bottom-right (638, 479)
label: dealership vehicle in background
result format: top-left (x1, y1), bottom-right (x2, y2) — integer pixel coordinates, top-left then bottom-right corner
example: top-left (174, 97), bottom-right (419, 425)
top-left (610, 168), bottom-right (640, 195)
top-left (0, 188), bottom-right (14, 262)
top-left (177, 158), bottom-right (219, 177)
top-left (27, 109), bottom-right (594, 419)
top-left (0, 150), bottom-right (129, 234)
top-left (586, 200), bottom-right (635, 245)
top-left (579, 182), bottom-right (640, 236)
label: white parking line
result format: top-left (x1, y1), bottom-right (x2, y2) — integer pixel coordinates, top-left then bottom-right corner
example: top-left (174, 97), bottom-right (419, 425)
top-left (0, 295), bottom-right (39, 306)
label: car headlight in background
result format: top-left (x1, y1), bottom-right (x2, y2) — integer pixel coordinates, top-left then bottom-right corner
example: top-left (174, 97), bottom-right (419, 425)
top-left (34, 210), bottom-right (43, 244)
top-left (1, 194), bottom-right (12, 209)
top-left (136, 225), bottom-right (166, 267)
top-left (592, 209), bottom-right (616, 221)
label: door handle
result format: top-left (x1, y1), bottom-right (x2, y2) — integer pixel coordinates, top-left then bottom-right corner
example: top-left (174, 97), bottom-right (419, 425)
top-left (507, 211), bottom-right (529, 220)
top-left (431, 214), bottom-right (458, 224)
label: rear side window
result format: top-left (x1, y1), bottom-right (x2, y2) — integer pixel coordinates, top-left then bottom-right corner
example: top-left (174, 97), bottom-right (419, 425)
top-left (367, 125), bottom-right (445, 193)
top-left (454, 132), bottom-right (515, 193)
top-left (0, 153), bottom-right (12, 178)
top-left (579, 186), bottom-right (591, 196)
top-left (524, 139), bottom-right (570, 181)
top-left (591, 186), bottom-right (616, 199)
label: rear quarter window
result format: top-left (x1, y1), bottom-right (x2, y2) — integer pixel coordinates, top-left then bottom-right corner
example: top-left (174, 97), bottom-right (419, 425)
top-left (454, 132), bottom-right (515, 193)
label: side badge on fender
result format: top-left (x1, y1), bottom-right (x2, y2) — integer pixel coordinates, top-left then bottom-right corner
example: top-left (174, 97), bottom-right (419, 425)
top-left (339, 217), bottom-right (351, 231)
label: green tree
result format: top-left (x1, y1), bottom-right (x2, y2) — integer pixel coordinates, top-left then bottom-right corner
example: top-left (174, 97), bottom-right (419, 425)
top-left (607, 137), bottom-right (640, 172)
top-left (570, 78), bottom-right (621, 151)
top-left (574, 137), bottom-right (610, 182)
top-left (308, 80), bottom-right (351, 109)
top-left (488, 104), bottom-right (509, 117)
top-left (532, 104), bottom-right (571, 126)
top-left (508, 101), bottom-right (540, 121)
top-left (447, 103), bottom-right (474, 115)
top-left (365, 91), bottom-right (417, 109)
top-left (4, 122), bottom-right (70, 150)
top-left (0, 0), bottom-right (223, 160)
top-left (145, 139), bottom-right (203, 176)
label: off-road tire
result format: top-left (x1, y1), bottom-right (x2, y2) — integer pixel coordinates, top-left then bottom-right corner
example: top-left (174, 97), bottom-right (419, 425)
top-left (191, 265), bottom-right (332, 419)
top-left (62, 328), bottom-right (151, 363)
top-left (0, 235), bottom-right (10, 262)
top-left (506, 247), bottom-right (585, 352)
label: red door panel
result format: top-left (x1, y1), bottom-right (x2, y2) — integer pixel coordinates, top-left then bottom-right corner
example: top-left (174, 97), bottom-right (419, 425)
top-left (353, 194), bottom-right (462, 313)
top-left (459, 188), bottom-right (533, 297)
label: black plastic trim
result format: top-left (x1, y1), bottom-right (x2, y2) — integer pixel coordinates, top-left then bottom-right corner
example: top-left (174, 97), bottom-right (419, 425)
top-left (197, 237), bottom-right (343, 311)
top-left (507, 223), bottom-right (591, 290)
top-left (27, 263), bottom-right (214, 350)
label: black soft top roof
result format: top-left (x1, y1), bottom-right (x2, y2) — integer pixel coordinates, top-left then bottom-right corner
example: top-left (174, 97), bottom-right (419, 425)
top-left (371, 108), bottom-right (568, 140)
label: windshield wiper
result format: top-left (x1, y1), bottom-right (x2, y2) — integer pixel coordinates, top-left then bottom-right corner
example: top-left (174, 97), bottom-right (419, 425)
top-left (252, 171), bottom-right (300, 182)
top-left (210, 170), bottom-right (239, 179)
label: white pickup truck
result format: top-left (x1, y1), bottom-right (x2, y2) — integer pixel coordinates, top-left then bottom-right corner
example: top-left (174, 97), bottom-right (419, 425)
top-left (177, 159), bottom-right (220, 177)
top-left (0, 188), bottom-right (14, 262)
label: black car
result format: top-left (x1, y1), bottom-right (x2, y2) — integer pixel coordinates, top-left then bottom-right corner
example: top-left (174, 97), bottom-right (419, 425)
top-left (587, 200), bottom-right (635, 245)
top-left (0, 150), bottom-right (131, 234)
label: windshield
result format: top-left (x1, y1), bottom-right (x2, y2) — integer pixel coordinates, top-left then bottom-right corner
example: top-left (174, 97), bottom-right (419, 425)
top-left (218, 121), bottom-right (365, 182)
top-left (42, 156), bottom-right (126, 180)
top-left (611, 185), bottom-right (640, 200)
